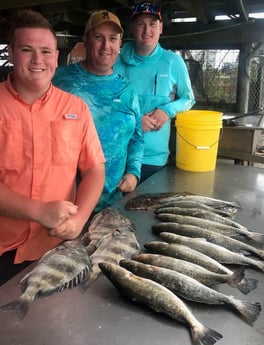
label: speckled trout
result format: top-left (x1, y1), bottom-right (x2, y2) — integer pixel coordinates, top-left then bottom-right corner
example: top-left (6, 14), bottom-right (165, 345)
top-left (132, 253), bottom-right (255, 294)
top-left (120, 259), bottom-right (261, 325)
top-left (159, 232), bottom-right (264, 272)
top-left (152, 222), bottom-right (264, 260)
top-left (99, 262), bottom-right (223, 345)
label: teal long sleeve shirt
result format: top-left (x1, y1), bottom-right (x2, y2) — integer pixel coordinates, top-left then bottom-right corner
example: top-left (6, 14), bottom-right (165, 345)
top-left (114, 42), bottom-right (195, 166)
top-left (53, 63), bottom-right (143, 210)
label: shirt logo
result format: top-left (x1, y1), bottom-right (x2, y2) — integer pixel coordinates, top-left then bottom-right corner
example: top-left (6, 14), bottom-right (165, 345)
top-left (64, 114), bottom-right (78, 119)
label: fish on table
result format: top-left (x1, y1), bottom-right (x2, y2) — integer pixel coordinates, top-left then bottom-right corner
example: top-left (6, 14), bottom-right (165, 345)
top-left (155, 199), bottom-right (238, 218)
top-left (89, 226), bottom-right (140, 283)
top-left (144, 240), bottom-right (257, 295)
top-left (120, 259), bottom-right (261, 325)
top-left (99, 262), bottom-right (223, 345)
top-left (0, 239), bottom-right (91, 319)
top-left (132, 253), bottom-right (255, 294)
top-left (155, 206), bottom-right (246, 229)
top-left (85, 207), bottom-right (136, 255)
top-left (125, 193), bottom-right (241, 211)
top-left (124, 192), bottom-right (193, 210)
top-left (152, 222), bottom-right (264, 260)
top-left (159, 232), bottom-right (264, 273)
top-left (155, 213), bottom-right (264, 245)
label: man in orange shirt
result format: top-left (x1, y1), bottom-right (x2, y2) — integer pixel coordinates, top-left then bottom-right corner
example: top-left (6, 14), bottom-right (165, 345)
top-left (0, 10), bottom-right (105, 285)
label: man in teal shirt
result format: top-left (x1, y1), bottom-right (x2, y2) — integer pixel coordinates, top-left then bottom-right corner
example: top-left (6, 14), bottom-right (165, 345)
top-left (53, 10), bottom-right (143, 211)
top-left (114, 1), bottom-right (195, 182)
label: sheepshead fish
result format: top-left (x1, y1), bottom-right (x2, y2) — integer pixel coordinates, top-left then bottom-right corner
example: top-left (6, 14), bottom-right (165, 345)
top-left (120, 259), bottom-right (261, 325)
top-left (99, 262), bottom-right (223, 345)
top-left (152, 222), bottom-right (264, 260)
top-left (125, 192), bottom-right (193, 210)
top-left (155, 213), bottom-right (264, 245)
top-left (132, 253), bottom-right (251, 293)
top-left (89, 226), bottom-right (140, 282)
top-left (86, 207), bottom-right (136, 254)
top-left (1, 240), bottom-right (91, 319)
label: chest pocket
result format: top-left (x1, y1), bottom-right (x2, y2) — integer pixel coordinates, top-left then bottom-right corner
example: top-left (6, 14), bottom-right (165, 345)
top-left (0, 120), bottom-right (23, 169)
top-left (51, 121), bottom-right (81, 166)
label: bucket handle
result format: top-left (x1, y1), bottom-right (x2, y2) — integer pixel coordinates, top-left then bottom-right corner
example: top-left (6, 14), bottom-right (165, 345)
top-left (176, 128), bottom-right (223, 150)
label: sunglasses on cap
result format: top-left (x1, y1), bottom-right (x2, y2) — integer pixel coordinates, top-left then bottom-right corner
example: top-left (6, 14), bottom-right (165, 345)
top-left (131, 2), bottom-right (162, 21)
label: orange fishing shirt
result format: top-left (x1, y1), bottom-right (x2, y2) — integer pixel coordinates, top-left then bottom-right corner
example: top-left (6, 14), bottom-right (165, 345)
top-left (0, 75), bottom-right (105, 263)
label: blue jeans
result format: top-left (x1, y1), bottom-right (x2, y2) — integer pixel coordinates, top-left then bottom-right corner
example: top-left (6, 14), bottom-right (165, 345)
top-left (139, 164), bottom-right (165, 184)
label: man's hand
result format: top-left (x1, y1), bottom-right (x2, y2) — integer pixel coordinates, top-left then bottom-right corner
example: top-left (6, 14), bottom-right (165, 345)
top-left (38, 200), bottom-right (78, 229)
top-left (142, 109), bottom-right (169, 132)
top-left (48, 215), bottom-right (83, 240)
top-left (118, 174), bottom-right (138, 193)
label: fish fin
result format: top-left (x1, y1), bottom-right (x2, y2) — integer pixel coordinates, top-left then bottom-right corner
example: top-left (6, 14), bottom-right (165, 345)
top-left (245, 232), bottom-right (264, 245)
top-left (232, 300), bottom-right (261, 324)
top-left (227, 267), bottom-right (244, 286)
top-left (235, 278), bottom-right (258, 295)
top-left (1, 299), bottom-right (30, 319)
top-left (191, 325), bottom-right (223, 345)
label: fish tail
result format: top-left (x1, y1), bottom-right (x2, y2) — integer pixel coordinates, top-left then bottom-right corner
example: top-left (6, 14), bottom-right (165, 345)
top-left (247, 232), bottom-right (264, 245)
top-left (191, 325), bottom-right (223, 345)
top-left (227, 267), bottom-right (244, 286)
top-left (231, 299), bottom-right (261, 324)
top-left (1, 298), bottom-right (30, 319)
top-left (235, 278), bottom-right (258, 295)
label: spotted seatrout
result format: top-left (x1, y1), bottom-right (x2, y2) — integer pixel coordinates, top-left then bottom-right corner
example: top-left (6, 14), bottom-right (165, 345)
top-left (155, 199), bottom-right (238, 218)
top-left (99, 262), bottom-right (223, 345)
top-left (152, 222), bottom-right (264, 259)
top-left (144, 240), bottom-right (257, 295)
top-left (132, 253), bottom-right (251, 293)
top-left (159, 232), bottom-right (264, 272)
top-left (155, 213), bottom-right (264, 245)
top-left (1, 240), bottom-right (91, 319)
top-left (120, 259), bottom-right (261, 325)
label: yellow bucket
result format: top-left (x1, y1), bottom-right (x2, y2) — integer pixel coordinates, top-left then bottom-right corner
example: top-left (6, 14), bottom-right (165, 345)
top-left (176, 110), bottom-right (223, 172)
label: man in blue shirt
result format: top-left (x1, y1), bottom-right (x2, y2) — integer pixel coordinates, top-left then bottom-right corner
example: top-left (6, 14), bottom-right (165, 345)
top-left (114, 1), bottom-right (195, 182)
top-left (53, 11), bottom-right (143, 210)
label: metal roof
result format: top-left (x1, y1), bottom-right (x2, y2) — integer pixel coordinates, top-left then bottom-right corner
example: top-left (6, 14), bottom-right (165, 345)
top-left (0, 0), bottom-right (264, 47)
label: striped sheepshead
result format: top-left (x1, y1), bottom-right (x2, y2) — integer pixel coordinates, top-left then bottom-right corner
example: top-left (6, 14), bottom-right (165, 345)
top-left (85, 207), bottom-right (136, 255)
top-left (89, 226), bottom-right (140, 283)
top-left (99, 262), bottom-right (223, 345)
top-left (0, 240), bottom-right (91, 319)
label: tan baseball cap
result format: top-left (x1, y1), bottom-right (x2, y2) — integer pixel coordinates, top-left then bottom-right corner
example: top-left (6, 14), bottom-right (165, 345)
top-left (84, 10), bottom-right (123, 34)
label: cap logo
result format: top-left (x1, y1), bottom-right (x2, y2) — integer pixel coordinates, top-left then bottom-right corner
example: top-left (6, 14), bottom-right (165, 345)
top-left (102, 11), bottom-right (110, 20)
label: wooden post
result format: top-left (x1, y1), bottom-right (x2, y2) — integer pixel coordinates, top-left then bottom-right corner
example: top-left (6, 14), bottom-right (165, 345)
top-left (236, 43), bottom-right (252, 114)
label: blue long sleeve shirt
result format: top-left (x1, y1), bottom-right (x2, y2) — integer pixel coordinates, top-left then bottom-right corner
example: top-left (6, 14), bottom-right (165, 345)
top-left (114, 42), bottom-right (195, 166)
top-left (53, 63), bottom-right (143, 210)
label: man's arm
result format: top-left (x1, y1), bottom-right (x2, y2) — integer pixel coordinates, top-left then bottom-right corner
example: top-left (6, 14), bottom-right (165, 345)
top-left (49, 163), bottom-right (105, 240)
top-left (0, 183), bottom-right (78, 229)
